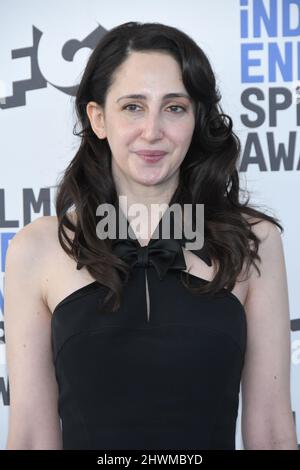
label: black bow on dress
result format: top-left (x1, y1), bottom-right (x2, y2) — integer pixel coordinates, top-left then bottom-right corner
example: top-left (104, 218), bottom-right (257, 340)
top-left (111, 236), bottom-right (187, 281)
top-left (110, 224), bottom-right (212, 321)
top-left (110, 206), bottom-right (212, 280)
top-left (77, 207), bottom-right (212, 280)
top-left (76, 207), bottom-right (212, 320)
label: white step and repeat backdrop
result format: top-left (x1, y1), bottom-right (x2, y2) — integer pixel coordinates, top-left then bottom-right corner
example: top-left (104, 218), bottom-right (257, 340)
top-left (0, 0), bottom-right (299, 449)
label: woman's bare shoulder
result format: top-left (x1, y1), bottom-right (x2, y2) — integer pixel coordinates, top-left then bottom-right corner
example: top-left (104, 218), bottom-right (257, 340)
top-left (6, 216), bottom-right (68, 277)
top-left (11, 213), bottom-right (78, 248)
top-left (13, 215), bottom-right (57, 236)
top-left (241, 214), bottom-right (283, 287)
top-left (8, 216), bottom-right (56, 257)
top-left (242, 213), bottom-right (280, 243)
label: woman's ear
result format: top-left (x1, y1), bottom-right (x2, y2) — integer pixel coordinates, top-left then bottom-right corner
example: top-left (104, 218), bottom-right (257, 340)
top-left (86, 101), bottom-right (107, 139)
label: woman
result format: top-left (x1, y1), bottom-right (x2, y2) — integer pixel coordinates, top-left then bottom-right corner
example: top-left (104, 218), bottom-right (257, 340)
top-left (4, 21), bottom-right (298, 450)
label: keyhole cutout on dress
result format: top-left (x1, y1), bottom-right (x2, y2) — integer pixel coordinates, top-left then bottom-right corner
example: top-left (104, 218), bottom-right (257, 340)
top-left (145, 269), bottom-right (150, 322)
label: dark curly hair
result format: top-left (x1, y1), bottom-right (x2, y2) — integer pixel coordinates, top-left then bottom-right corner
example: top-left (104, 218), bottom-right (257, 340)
top-left (54, 21), bottom-right (283, 314)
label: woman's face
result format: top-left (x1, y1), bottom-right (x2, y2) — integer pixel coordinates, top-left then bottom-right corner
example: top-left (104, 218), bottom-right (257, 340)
top-left (87, 51), bottom-right (196, 188)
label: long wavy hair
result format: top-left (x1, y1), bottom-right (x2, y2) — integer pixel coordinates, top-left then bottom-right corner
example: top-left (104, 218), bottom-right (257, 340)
top-left (55, 21), bottom-right (283, 314)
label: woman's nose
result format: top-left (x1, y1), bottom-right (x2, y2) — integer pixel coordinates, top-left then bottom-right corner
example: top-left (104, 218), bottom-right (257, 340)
top-left (141, 112), bottom-right (164, 140)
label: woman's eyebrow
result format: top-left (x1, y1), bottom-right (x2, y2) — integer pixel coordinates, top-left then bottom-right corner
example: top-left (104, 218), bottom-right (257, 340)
top-left (116, 93), bottom-right (192, 103)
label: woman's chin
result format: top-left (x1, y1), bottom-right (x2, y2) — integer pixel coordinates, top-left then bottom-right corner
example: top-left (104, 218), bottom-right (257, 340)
top-left (131, 169), bottom-right (166, 186)
top-left (134, 174), bottom-right (165, 186)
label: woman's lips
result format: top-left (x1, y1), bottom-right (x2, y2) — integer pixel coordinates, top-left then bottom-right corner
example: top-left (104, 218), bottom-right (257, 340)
top-left (134, 150), bottom-right (167, 162)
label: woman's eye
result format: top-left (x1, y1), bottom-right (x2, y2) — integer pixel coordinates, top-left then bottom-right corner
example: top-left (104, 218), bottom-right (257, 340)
top-left (167, 105), bottom-right (186, 113)
top-left (123, 104), bottom-right (141, 112)
top-left (123, 104), bottom-right (186, 113)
